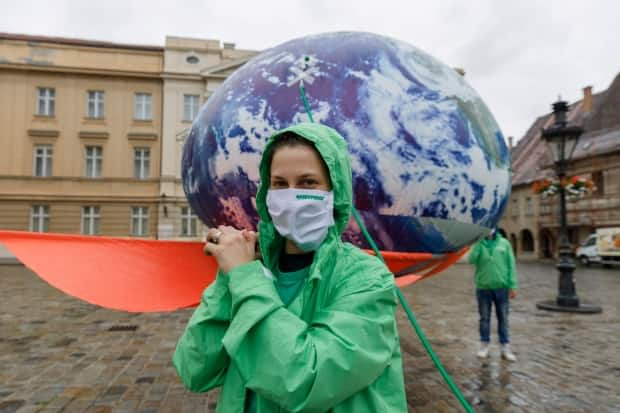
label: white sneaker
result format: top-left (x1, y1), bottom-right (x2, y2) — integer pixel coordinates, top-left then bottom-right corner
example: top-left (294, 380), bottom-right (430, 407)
top-left (501, 344), bottom-right (517, 362)
top-left (477, 343), bottom-right (489, 359)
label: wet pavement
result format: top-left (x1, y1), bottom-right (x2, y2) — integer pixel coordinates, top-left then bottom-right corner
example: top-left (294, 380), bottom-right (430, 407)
top-left (0, 260), bottom-right (618, 412)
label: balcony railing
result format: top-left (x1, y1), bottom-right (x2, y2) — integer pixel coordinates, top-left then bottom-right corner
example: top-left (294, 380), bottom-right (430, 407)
top-left (538, 195), bottom-right (620, 227)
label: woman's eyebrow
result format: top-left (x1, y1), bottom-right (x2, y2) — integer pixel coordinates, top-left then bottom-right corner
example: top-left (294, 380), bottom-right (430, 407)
top-left (271, 173), bottom-right (320, 180)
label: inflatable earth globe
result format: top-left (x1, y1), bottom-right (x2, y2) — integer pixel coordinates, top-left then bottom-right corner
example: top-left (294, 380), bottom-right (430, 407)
top-left (182, 32), bottom-right (510, 253)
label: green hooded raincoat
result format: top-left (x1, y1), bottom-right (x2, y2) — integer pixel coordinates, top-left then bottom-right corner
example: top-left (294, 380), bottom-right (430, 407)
top-left (468, 233), bottom-right (518, 290)
top-left (173, 123), bottom-right (407, 412)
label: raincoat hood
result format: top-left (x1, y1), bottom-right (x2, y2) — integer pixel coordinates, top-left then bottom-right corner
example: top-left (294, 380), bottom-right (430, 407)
top-left (256, 123), bottom-right (353, 263)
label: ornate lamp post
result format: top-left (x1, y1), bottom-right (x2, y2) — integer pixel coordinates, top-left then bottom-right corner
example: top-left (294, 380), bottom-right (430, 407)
top-left (536, 99), bottom-right (602, 313)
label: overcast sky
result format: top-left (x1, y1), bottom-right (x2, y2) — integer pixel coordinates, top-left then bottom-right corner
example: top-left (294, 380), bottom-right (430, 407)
top-left (2, 0), bottom-right (619, 143)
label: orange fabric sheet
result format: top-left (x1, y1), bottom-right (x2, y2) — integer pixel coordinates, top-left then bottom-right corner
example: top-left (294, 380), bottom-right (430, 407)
top-left (0, 231), bottom-right (215, 312)
top-left (375, 249), bottom-right (469, 287)
top-left (0, 231), bottom-right (465, 312)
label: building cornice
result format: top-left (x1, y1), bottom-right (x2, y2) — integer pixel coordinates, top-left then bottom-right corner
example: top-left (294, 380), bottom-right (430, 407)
top-left (0, 175), bottom-right (161, 184)
top-left (28, 129), bottom-right (59, 138)
top-left (200, 56), bottom-right (254, 76)
top-left (161, 72), bottom-right (204, 81)
top-left (79, 131), bottom-right (110, 139)
top-left (0, 194), bottom-right (163, 203)
top-left (0, 32), bottom-right (163, 53)
top-left (0, 63), bottom-right (162, 80)
top-left (127, 132), bottom-right (158, 141)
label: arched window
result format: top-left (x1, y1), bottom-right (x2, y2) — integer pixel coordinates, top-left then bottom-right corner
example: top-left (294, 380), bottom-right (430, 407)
top-left (539, 229), bottom-right (555, 258)
top-left (520, 229), bottom-right (535, 252)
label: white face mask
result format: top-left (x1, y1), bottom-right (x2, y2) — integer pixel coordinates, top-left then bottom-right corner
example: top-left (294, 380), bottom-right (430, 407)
top-left (266, 188), bottom-right (335, 252)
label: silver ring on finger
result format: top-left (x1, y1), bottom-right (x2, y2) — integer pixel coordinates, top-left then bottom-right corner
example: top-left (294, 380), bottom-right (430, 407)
top-left (211, 230), bottom-right (223, 245)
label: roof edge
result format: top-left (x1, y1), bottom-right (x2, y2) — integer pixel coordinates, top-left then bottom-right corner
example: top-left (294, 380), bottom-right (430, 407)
top-left (0, 32), bottom-right (163, 52)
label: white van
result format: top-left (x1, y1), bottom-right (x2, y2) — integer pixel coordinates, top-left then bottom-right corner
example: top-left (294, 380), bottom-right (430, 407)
top-left (576, 228), bottom-right (620, 267)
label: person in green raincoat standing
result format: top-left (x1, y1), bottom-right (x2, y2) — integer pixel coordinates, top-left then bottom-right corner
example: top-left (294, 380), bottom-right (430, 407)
top-left (468, 228), bottom-right (518, 361)
top-left (173, 123), bottom-right (408, 412)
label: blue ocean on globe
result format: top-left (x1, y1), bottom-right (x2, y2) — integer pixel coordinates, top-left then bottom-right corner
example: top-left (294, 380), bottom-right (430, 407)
top-left (182, 32), bottom-right (511, 253)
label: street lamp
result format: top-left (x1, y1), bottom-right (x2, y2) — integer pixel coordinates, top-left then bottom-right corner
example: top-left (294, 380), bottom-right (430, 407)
top-left (536, 99), bottom-right (602, 313)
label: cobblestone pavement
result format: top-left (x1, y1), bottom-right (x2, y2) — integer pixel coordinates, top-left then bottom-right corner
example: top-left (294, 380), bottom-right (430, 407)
top-left (1, 260), bottom-right (618, 413)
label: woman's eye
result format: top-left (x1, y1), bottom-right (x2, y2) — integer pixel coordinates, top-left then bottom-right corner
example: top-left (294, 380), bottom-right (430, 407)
top-left (300, 179), bottom-right (318, 186)
top-left (271, 181), bottom-right (287, 188)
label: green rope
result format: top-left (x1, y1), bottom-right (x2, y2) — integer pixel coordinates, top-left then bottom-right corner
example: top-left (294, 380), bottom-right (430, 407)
top-left (351, 208), bottom-right (474, 413)
top-left (300, 83), bottom-right (315, 124)
top-left (299, 82), bottom-right (475, 413)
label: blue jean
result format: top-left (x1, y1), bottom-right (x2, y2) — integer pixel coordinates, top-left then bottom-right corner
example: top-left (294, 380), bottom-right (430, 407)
top-left (476, 288), bottom-right (510, 344)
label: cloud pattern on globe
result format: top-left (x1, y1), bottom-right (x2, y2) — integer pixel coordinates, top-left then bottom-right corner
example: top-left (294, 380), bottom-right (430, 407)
top-left (182, 32), bottom-right (510, 253)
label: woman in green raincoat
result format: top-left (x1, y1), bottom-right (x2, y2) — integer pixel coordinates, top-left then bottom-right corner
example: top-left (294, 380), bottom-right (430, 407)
top-left (173, 122), bottom-right (407, 412)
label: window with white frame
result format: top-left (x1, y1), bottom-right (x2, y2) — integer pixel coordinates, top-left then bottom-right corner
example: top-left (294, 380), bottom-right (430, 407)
top-left (183, 94), bottom-right (200, 121)
top-left (37, 87), bottom-right (55, 116)
top-left (134, 93), bottom-right (152, 120)
top-left (131, 207), bottom-right (149, 236)
top-left (511, 198), bottom-right (519, 218)
top-left (87, 90), bottom-right (104, 118)
top-left (133, 148), bottom-right (150, 179)
top-left (30, 205), bottom-right (49, 232)
top-left (84, 146), bottom-right (103, 178)
top-left (181, 206), bottom-right (197, 237)
top-left (81, 206), bottom-right (100, 235)
top-left (525, 197), bottom-right (533, 216)
top-left (33, 145), bottom-right (53, 177)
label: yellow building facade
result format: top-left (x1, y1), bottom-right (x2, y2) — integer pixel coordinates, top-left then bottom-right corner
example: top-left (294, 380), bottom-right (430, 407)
top-left (0, 34), bottom-right (163, 237)
top-left (158, 36), bottom-right (257, 239)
